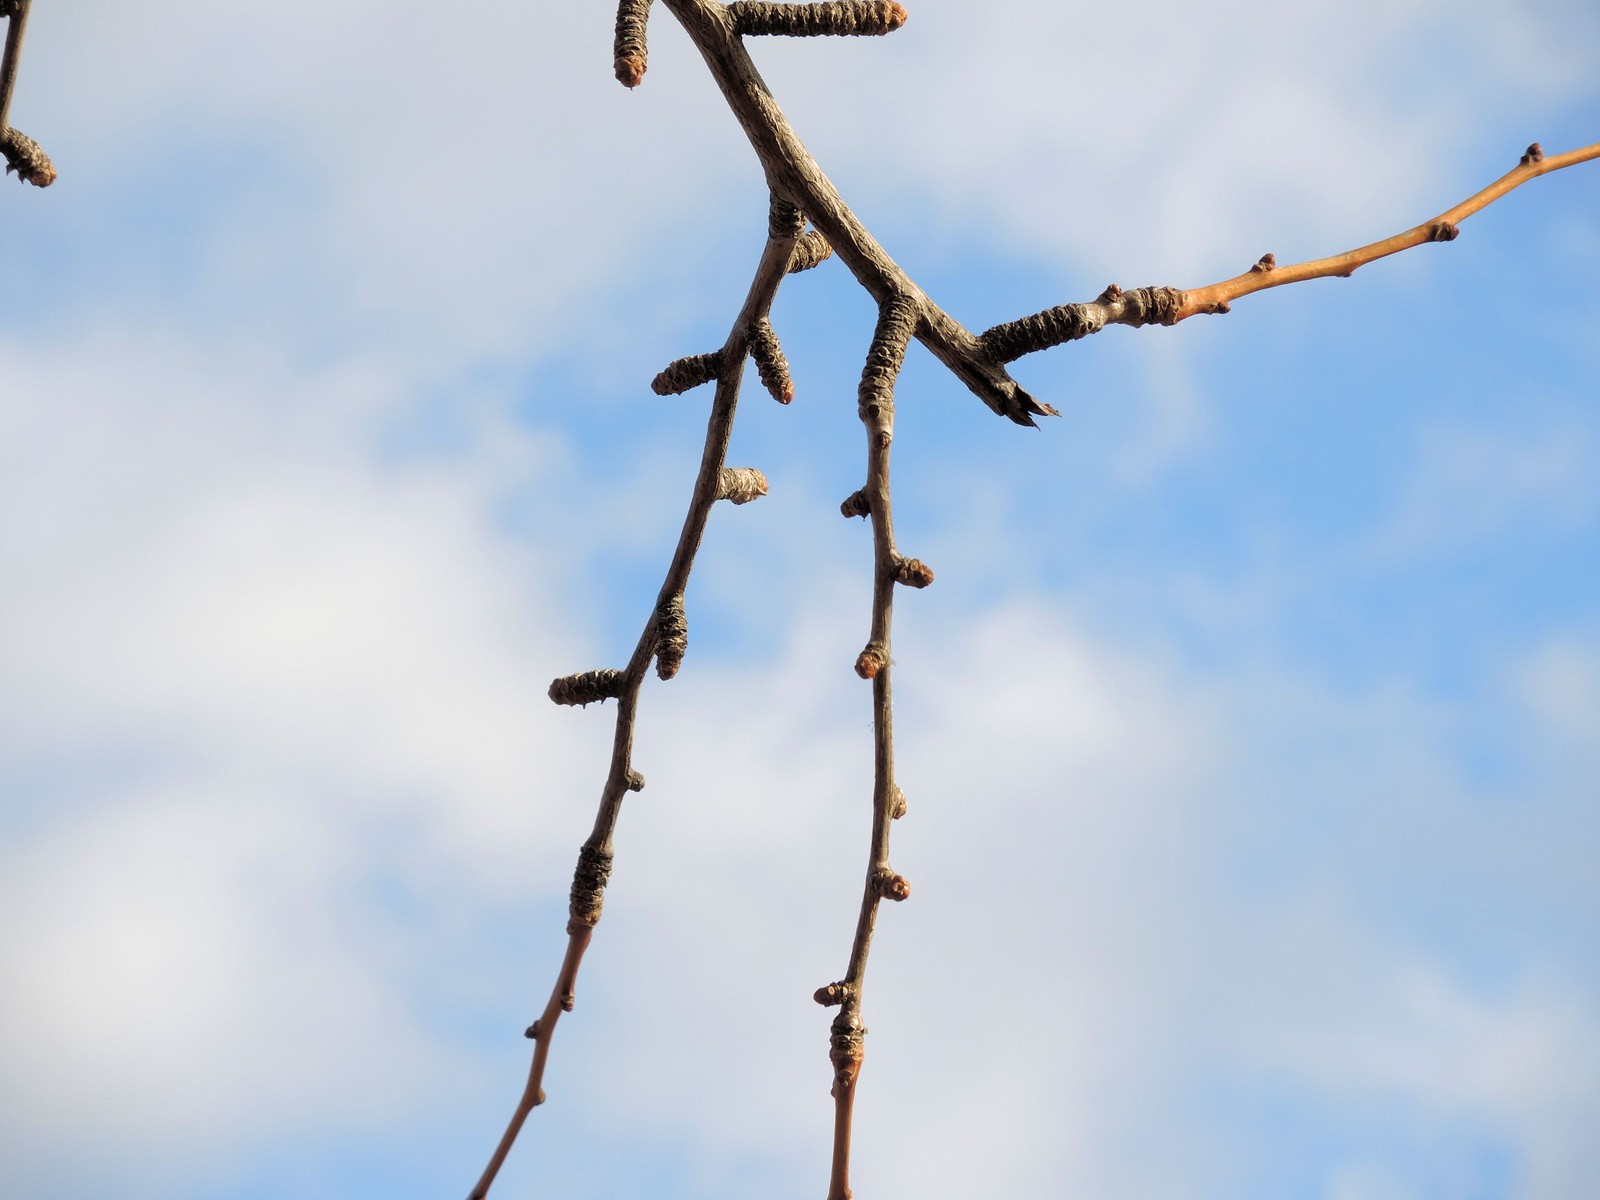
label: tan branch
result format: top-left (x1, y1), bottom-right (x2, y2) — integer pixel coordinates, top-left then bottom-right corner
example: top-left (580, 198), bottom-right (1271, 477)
top-left (1175, 141), bottom-right (1600, 320)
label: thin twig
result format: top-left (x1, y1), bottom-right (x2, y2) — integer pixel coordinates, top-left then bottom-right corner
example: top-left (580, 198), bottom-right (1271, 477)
top-left (465, 205), bottom-right (802, 1200)
top-left (1174, 141), bottom-right (1600, 320)
top-left (979, 141), bottom-right (1600, 362)
top-left (818, 291), bottom-right (920, 1200)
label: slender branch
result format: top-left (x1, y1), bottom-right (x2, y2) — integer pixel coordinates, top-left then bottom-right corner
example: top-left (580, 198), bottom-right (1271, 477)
top-left (815, 292), bottom-right (921, 1200)
top-left (980, 140), bottom-right (1600, 363)
top-left (465, 204), bottom-right (801, 1200)
top-left (1174, 141), bottom-right (1600, 320)
top-left (0, 0), bottom-right (29, 128)
top-left (1, 0), bottom-right (54, 187)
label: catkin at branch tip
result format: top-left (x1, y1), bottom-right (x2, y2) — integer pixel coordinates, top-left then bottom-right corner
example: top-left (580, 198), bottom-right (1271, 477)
top-left (858, 294), bottom-right (917, 423)
top-left (613, 0), bottom-right (654, 87)
top-left (655, 594), bottom-right (687, 680)
top-left (717, 466), bottom-right (769, 505)
top-left (568, 842), bottom-right (615, 932)
top-left (749, 318), bottom-right (794, 403)
top-left (1, 128), bottom-right (56, 188)
top-left (980, 286), bottom-right (1183, 362)
top-left (786, 229), bottom-right (834, 273)
top-left (730, 1), bottom-right (908, 38)
top-left (549, 668), bottom-right (624, 707)
top-left (652, 350), bottom-right (724, 396)
top-left (855, 640), bottom-right (888, 679)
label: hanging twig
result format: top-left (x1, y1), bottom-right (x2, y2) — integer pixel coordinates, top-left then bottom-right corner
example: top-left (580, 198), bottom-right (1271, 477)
top-left (466, 193), bottom-right (806, 1199)
top-left (1, 0), bottom-right (54, 187)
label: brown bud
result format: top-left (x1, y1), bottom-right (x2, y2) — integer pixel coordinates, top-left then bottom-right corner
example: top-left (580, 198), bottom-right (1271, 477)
top-left (524, 1021), bottom-right (541, 1039)
top-left (840, 488), bottom-right (871, 519)
top-left (625, 769), bottom-right (646, 792)
top-left (717, 467), bottom-right (769, 505)
top-left (1251, 253), bottom-right (1276, 273)
top-left (1521, 142), bottom-right (1544, 165)
top-left (1429, 221), bottom-right (1460, 243)
top-left (1098, 283), bottom-right (1124, 302)
top-left (873, 867), bottom-right (910, 902)
top-left (855, 641), bottom-right (887, 680)
top-left (890, 786), bottom-right (908, 820)
top-left (1211, 301), bottom-right (1232, 315)
top-left (893, 556), bottom-right (934, 589)
top-left (814, 981), bottom-right (852, 1007)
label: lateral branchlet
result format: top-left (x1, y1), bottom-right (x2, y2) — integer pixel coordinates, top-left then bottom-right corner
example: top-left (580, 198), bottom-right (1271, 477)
top-left (654, 594), bottom-right (688, 681)
top-left (549, 669), bottom-right (624, 707)
top-left (716, 466), bottom-right (769, 505)
top-left (613, 0), bottom-right (653, 87)
top-left (749, 318), bottom-right (795, 403)
top-left (729, 1), bottom-right (908, 38)
top-left (854, 641), bottom-right (888, 680)
top-left (892, 556), bottom-right (934, 588)
top-left (652, 350), bottom-right (724, 395)
top-left (1522, 142), bottom-right (1544, 166)
top-left (568, 842), bottom-right (615, 933)
top-left (787, 229), bottom-right (834, 273)
top-left (840, 488), bottom-right (871, 519)
top-left (1, 127), bottom-right (54, 187)
top-left (890, 786), bottom-right (908, 819)
top-left (814, 981), bottom-right (854, 1007)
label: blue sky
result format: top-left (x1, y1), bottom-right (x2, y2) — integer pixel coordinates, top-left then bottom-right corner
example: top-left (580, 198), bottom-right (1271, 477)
top-left (2, 2), bottom-right (1598, 1198)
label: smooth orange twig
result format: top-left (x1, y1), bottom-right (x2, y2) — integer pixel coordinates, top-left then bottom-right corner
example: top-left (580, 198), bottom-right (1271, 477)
top-left (1176, 141), bottom-right (1600, 320)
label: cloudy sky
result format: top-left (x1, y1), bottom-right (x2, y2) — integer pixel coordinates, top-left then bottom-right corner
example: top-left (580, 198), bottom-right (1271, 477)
top-left (2, 2), bottom-right (1598, 1198)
